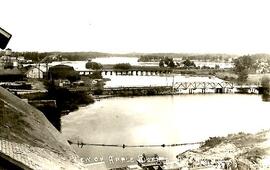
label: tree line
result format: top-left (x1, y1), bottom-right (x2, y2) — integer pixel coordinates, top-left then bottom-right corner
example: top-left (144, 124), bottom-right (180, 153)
top-left (0, 51), bottom-right (110, 62)
top-left (137, 54), bottom-right (235, 62)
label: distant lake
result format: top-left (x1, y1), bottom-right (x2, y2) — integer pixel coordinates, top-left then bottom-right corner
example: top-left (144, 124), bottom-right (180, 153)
top-left (25, 56), bottom-right (233, 72)
top-left (61, 94), bottom-right (269, 168)
top-left (92, 57), bottom-right (140, 66)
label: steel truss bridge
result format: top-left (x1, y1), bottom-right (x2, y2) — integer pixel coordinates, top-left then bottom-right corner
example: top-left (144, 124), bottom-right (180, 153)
top-left (173, 81), bottom-right (260, 93)
top-left (173, 81), bottom-right (234, 90)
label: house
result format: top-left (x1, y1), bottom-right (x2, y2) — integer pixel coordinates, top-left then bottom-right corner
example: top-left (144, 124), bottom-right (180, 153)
top-left (54, 79), bottom-right (71, 87)
top-left (26, 66), bottom-right (44, 79)
top-left (0, 68), bottom-right (25, 82)
top-left (0, 48), bottom-right (18, 69)
top-left (17, 56), bottom-right (25, 63)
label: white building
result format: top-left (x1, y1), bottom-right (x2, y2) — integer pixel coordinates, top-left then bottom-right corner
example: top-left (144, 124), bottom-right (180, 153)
top-left (26, 67), bottom-right (44, 79)
top-left (0, 48), bottom-right (18, 68)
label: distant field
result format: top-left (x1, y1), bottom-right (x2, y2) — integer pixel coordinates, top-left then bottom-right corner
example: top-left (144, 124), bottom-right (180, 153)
top-left (215, 72), bottom-right (270, 84)
top-left (248, 73), bottom-right (270, 84)
top-left (215, 71), bottom-right (237, 81)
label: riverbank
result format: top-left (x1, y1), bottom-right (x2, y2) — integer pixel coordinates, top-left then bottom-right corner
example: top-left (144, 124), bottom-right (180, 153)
top-left (16, 85), bottom-right (94, 131)
top-left (94, 90), bottom-right (261, 101)
top-left (107, 129), bottom-right (270, 170)
top-left (98, 86), bottom-right (260, 99)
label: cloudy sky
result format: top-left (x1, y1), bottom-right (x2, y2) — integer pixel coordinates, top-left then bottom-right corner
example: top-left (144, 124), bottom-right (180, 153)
top-left (1, 0), bottom-right (270, 54)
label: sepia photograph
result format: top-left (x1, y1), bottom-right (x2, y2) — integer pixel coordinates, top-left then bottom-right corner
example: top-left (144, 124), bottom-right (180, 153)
top-left (1, 0), bottom-right (270, 169)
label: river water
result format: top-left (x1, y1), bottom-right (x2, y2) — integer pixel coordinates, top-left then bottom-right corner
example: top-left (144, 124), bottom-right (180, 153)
top-left (61, 94), bottom-right (269, 168)
top-left (26, 56), bottom-right (233, 72)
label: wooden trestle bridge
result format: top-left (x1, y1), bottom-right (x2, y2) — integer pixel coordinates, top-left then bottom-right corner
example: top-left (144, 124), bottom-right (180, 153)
top-left (78, 67), bottom-right (172, 76)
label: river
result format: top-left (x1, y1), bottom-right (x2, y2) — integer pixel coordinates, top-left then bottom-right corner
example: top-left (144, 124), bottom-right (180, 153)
top-left (25, 56), bottom-right (233, 72)
top-left (61, 94), bottom-right (269, 168)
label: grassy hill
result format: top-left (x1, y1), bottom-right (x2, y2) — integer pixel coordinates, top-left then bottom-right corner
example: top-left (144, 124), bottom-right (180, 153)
top-left (177, 130), bottom-right (270, 169)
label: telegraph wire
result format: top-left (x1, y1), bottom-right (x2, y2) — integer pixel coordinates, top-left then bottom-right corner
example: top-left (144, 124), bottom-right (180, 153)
top-left (67, 140), bottom-right (204, 148)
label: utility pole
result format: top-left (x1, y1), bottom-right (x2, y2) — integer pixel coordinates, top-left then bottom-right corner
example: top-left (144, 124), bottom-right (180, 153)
top-left (171, 74), bottom-right (175, 94)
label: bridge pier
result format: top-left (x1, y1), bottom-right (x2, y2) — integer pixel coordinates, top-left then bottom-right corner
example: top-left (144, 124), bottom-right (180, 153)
top-left (215, 88), bottom-right (224, 93)
top-left (224, 88), bottom-right (231, 93)
top-left (202, 89), bottom-right (206, 94)
top-left (79, 68), bottom-right (173, 77)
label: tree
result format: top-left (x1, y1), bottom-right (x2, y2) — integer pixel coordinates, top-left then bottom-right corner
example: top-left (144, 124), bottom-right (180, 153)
top-left (86, 61), bottom-right (103, 70)
top-left (237, 69), bottom-right (249, 83)
top-left (261, 76), bottom-right (270, 88)
top-left (89, 71), bottom-right (102, 79)
top-left (167, 59), bottom-right (176, 68)
top-left (261, 75), bottom-right (270, 101)
top-left (159, 60), bottom-right (165, 67)
top-left (113, 63), bottom-right (132, 70)
top-left (48, 65), bottom-right (79, 82)
top-left (182, 59), bottom-right (196, 68)
top-left (233, 55), bottom-right (255, 83)
top-left (92, 80), bottom-right (105, 95)
top-left (215, 64), bottom-right (220, 69)
top-left (159, 57), bottom-right (175, 68)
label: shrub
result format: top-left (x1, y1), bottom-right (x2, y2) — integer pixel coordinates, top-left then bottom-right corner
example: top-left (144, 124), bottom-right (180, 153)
top-left (86, 61), bottom-right (103, 70)
top-left (201, 136), bottom-right (224, 148)
top-left (113, 63), bottom-right (132, 70)
top-left (89, 71), bottom-right (102, 79)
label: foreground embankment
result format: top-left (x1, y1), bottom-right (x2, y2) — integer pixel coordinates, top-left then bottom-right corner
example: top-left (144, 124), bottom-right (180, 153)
top-left (0, 86), bottom-right (87, 169)
top-left (177, 130), bottom-right (270, 169)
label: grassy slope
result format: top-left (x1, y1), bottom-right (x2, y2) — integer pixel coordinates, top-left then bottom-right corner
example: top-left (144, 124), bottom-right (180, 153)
top-left (177, 130), bottom-right (270, 169)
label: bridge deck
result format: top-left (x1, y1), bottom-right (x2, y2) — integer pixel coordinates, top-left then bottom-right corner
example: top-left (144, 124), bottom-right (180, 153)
top-left (104, 82), bottom-right (260, 90)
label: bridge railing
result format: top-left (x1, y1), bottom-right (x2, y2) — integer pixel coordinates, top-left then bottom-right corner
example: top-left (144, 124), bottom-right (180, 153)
top-left (173, 81), bottom-right (261, 90)
top-left (173, 81), bottom-right (235, 90)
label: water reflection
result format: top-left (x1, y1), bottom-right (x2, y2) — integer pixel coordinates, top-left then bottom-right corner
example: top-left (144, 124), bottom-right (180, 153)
top-left (262, 93), bottom-right (270, 102)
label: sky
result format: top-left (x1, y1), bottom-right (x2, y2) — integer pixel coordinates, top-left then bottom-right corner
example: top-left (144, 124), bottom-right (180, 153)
top-left (1, 0), bottom-right (270, 54)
